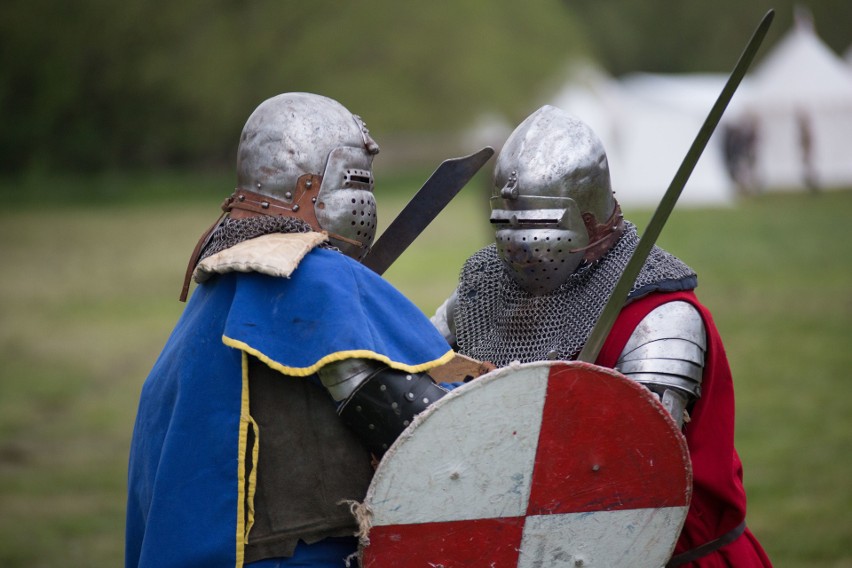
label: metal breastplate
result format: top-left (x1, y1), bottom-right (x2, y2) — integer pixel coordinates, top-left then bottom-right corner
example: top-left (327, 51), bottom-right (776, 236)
top-left (453, 222), bottom-right (697, 367)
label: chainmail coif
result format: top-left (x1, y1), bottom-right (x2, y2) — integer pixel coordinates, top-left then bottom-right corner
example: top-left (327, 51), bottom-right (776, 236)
top-left (198, 216), bottom-right (339, 263)
top-left (453, 222), bottom-right (697, 367)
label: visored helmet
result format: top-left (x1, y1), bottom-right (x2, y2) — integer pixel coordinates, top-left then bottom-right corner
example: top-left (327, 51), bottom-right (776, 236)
top-left (491, 105), bottom-right (624, 295)
top-left (232, 92), bottom-right (381, 259)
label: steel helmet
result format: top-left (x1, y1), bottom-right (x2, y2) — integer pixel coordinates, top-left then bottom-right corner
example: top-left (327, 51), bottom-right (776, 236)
top-left (490, 105), bottom-right (624, 294)
top-left (233, 92), bottom-right (381, 259)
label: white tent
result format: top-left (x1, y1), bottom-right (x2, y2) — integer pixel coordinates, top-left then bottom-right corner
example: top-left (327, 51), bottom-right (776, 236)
top-left (543, 13), bottom-right (852, 201)
top-left (463, 12), bottom-right (852, 206)
top-left (732, 14), bottom-right (852, 191)
top-left (549, 64), bottom-right (736, 208)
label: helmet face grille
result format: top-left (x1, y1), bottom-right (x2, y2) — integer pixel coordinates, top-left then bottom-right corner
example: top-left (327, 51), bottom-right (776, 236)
top-left (313, 145), bottom-right (378, 259)
top-left (318, 189), bottom-right (377, 259)
top-left (495, 228), bottom-right (586, 295)
top-left (490, 194), bottom-right (591, 294)
top-left (346, 194), bottom-right (377, 242)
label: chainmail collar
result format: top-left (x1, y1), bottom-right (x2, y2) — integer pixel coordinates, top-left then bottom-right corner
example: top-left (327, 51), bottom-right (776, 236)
top-left (199, 216), bottom-right (339, 263)
top-left (453, 222), bottom-right (697, 366)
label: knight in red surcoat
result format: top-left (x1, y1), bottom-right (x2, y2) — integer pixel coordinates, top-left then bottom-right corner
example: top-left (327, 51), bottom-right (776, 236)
top-left (432, 105), bottom-right (773, 567)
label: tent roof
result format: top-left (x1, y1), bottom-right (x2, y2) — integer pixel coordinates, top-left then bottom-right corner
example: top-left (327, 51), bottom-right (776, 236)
top-left (748, 16), bottom-right (852, 107)
top-left (547, 62), bottom-right (735, 207)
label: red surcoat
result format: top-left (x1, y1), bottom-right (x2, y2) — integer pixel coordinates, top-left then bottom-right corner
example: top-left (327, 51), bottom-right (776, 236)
top-left (597, 290), bottom-right (772, 567)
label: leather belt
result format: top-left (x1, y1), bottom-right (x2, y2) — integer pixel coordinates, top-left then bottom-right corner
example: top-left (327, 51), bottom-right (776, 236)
top-left (667, 520), bottom-right (747, 567)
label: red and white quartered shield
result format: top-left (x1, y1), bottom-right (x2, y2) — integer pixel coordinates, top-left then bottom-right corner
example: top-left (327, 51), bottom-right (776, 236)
top-left (359, 361), bottom-right (692, 568)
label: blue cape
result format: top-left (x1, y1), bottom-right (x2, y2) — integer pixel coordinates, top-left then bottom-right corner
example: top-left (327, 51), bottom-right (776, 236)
top-left (126, 249), bottom-right (452, 567)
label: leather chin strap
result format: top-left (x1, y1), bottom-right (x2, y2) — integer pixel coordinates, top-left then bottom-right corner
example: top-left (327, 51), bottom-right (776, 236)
top-left (568, 201), bottom-right (625, 263)
top-left (178, 174), bottom-right (365, 302)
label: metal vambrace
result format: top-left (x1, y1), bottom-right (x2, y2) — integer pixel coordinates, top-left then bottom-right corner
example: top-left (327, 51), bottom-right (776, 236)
top-left (615, 301), bottom-right (707, 428)
top-left (319, 360), bottom-right (448, 457)
top-left (431, 289), bottom-right (459, 347)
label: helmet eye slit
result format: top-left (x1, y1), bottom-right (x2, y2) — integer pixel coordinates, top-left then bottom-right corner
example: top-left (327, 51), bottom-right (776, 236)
top-left (344, 170), bottom-right (373, 187)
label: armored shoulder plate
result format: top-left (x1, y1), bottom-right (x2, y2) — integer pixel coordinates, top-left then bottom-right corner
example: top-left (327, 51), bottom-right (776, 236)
top-left (615, 301), bottom-right (707, 426)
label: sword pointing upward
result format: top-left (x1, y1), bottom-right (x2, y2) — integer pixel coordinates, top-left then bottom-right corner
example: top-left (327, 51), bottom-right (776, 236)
top-left (577, 9), bottom-right (775, 363)
top-left (362, 146), bottom-right (494, 275)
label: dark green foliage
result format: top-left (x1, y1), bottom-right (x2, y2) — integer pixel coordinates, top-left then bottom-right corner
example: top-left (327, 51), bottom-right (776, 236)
top-left (0, 1), bottom-right (587, 174)
top-left (563, 0), bottom-right (852, 75)
top-left (2, 1), bottom-right (849, 175)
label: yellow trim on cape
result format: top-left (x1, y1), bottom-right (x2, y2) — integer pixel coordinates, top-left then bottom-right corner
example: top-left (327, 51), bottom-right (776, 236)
top-left (245, 414), bottom-right (259, 540)
top-left (234, 352), bottom-right (251, 568)
top-left (222, 335), bottom-right (455, 378)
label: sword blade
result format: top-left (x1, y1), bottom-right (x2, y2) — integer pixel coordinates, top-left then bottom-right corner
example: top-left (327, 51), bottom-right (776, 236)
top-left (577, 9), bottom-right (775, 363)
top-left (362, 146), bottom-right (494, 275)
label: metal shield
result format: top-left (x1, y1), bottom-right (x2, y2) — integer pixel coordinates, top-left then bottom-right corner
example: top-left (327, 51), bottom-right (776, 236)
top-left (358, 360), bottom-right (692, 568)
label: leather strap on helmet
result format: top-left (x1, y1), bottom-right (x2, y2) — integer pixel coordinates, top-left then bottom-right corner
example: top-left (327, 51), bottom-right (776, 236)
top-left (225, 175), bottom-right (323, 228)
top-left (178, 174), bottom-right (363, 302)
top-left (179, 212), bottom-right (226, 302)
top-left (223, 181), bottom-right (364, 250)
top-left (570, 200), bottom-right (625, 263)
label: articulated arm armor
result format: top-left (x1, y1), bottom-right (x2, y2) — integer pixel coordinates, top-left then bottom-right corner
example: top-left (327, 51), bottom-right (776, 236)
top-left (615, 301), bottom-right (707, 428)
top-left (431, 289), bottom-right (459, 346)
top-left (318, 359), bottom-right (447, 457)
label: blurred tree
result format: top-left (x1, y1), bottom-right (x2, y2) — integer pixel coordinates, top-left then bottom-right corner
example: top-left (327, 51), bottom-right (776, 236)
top-left (0, 0), bottom-right (588, 174)
top-left (563, 0), bottom-right (852, 75)
top-left (3, 1), bottom-right (848, 175)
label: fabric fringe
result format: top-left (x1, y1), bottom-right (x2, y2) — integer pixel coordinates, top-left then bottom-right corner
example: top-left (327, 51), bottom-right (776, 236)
top-left (339, 499), bottom-right (373, 549)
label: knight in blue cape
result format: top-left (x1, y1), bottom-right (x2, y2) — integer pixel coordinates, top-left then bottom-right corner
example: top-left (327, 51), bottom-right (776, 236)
top-left (125, 93), bottom-right (454, 568)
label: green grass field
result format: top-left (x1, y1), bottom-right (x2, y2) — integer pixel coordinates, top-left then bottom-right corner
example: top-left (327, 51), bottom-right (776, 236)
top-left (0, 175), bottom-right (850, 566)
